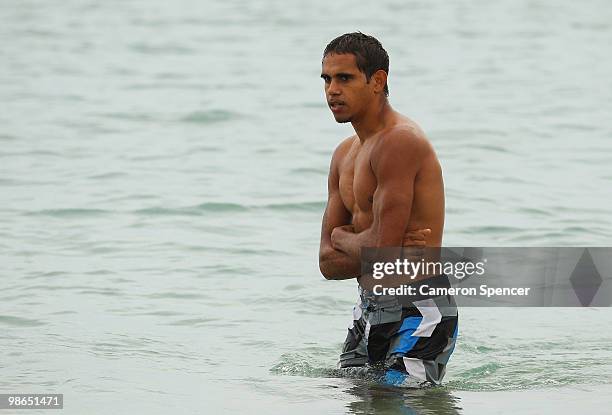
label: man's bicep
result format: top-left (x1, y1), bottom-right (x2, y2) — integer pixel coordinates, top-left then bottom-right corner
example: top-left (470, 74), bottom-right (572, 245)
top-left (369, 136), bottom-right (422, 246)
top-left (370, 174), bottom-right (415, 246)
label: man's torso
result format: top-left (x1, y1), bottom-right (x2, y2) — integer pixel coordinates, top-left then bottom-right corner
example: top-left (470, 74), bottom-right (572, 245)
top-left (336, 121), bottom-right (445, 246)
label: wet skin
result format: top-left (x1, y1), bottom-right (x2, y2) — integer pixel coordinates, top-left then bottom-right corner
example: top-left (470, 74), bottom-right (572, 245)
top-left (318, 53), bottom-right (445, 286)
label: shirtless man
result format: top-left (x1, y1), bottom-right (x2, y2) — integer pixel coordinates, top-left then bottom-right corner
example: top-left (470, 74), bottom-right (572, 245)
top-left (318, 33), bottom-right (458, 386)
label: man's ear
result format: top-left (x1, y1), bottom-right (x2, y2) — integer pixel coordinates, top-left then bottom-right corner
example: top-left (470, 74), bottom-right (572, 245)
top-left (371, 70), bottom-right (388, 94)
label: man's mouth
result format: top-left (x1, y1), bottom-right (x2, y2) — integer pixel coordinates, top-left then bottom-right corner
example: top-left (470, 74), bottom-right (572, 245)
top-left (328, 101), bottom-right (345, 113)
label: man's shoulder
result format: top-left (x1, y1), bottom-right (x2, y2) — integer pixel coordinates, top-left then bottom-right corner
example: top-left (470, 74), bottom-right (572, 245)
top-left (373, 123), bottom-right (433, 161)
top-left (332, 134), bottom-right (357, 160)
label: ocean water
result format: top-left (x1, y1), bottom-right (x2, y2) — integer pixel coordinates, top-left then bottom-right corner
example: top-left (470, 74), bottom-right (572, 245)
top-left (1, 0), bottom-right (612, 414)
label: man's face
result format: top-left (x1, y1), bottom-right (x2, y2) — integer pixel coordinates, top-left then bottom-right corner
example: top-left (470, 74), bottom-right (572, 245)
top-left (321, 53), bottom-right (374, 123)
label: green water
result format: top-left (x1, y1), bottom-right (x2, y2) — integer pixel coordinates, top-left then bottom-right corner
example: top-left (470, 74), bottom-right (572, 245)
top-left (1, 0), bottom-right (612, 413)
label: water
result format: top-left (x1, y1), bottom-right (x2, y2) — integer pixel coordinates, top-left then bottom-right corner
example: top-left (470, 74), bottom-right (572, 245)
top-left (1, 0), bottom-right (612, 413)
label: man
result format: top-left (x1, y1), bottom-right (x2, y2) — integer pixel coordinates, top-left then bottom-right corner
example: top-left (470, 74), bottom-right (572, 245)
top-left (318, 32), bottom-right (458, 386)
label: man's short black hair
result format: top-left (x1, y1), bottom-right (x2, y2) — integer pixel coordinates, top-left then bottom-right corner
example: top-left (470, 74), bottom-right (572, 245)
top-left (323, 32), bottom-right (390, 97)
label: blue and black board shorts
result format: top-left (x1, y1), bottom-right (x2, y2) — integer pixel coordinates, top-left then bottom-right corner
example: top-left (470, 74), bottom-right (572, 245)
top-left (339, 284), bottom-right (458, 386)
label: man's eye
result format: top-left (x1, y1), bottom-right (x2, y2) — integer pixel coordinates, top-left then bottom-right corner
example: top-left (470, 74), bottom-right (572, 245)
top-left (340, 76), bottom-right (349, 81)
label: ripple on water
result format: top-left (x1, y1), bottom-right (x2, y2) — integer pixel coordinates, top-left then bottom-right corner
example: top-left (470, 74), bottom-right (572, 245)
top-left (179, 109), bottom-right (242, 124)
top-left (134, 202), bottom-right (249, 216)
top-left (444, 332), bottom-right (612, 391)
top-left (167, 317), bottom-right (218, 327)
top-left (132, 201), bottom-right (325, 216)
top-left (145, 292), bottom-right (207, 300)
top-left (23, 208), bottom-right (112, 218)
top-left (270, 351), bottom-right (338, 378)
top-left (271, 333), bottom-right (612, 392)
top-left (271, 352), bottom-right (430, 388)
top-left (288, 167), bottom-right (328, 176)
top-left (254, 201), bottom-right (325, 213)
top-left (78, 288), bottom-right (124, 297)
top-left (0, 315), bottom-right (46, 327)
top-left (127, 42), bottom-right (195, 55)
top-left (87, 172), bottom-right (129, 180)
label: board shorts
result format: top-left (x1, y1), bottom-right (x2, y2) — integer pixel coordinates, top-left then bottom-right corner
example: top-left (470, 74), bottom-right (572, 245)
top-left (339, 281), bottom-right (458, 386)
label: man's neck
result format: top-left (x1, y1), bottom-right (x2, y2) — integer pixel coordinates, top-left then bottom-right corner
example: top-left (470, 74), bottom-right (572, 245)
top-left (352, 99), bottom-right (395, 143)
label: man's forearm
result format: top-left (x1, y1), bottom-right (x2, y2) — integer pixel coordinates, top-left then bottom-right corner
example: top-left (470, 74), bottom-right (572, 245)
top-left (319, 247), bottom-right (361, 280)
top-left (331, 227), bottom-right (374, 261)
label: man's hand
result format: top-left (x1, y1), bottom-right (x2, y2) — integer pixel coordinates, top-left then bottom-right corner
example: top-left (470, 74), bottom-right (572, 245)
top-left (403, 228), bottom-right (431, 247)
top-left (402, 228), bottom-right (431, 262)
top-left (332, 226), bottom-right (430, 252)
top-left (330, 225), bottom-right (354, 250)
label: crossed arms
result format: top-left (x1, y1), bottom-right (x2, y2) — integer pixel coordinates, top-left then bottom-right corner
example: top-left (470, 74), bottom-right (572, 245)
top-left (318, 131), bottom-right (431, 280)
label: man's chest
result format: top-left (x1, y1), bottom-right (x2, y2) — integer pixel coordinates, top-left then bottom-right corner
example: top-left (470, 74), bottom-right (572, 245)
top-left (338, 147), bottom-right (377, 215)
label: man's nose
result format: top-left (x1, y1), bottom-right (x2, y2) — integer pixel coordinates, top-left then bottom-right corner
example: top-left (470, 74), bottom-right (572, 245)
top-left (327, 80), bottom-right (341, 95)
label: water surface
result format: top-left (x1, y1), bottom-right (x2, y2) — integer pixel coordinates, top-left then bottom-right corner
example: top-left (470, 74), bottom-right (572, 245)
top-left (1, 0), bottom-right (612, 413)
